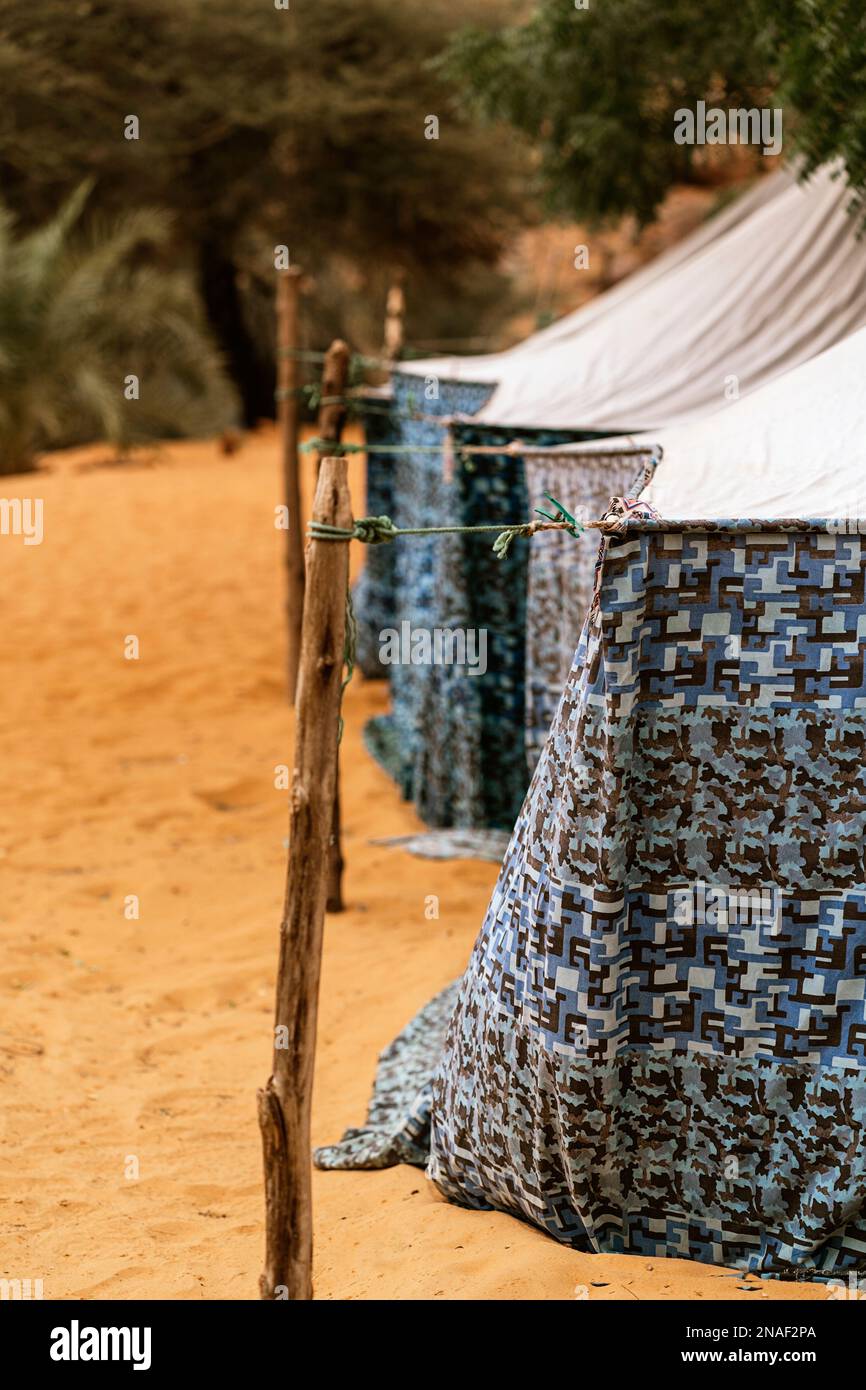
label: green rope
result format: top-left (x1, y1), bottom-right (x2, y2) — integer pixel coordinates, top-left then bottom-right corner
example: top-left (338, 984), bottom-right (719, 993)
top-left (492, 523), bottom-right (537, 559)
top-left (301, 435), bottom-right (571, 458)
top-left (275, 346), bottom-right (394, 372)
top-left (326, 494), bottom-right (584, 723)
top-left (273, 385), bottom-right (393, 414)
top-left (303, 388), bottom-right (398, 418)
top-left (302, 437), bottom-right (447, 456)
top-left (308, 507), bottom-right (584, 559)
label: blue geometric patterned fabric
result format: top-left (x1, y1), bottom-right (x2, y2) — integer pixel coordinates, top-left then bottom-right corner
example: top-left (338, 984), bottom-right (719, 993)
top-left (428, 523), bottom-right (866, 1281)
top-left (523, 450), bottom-right (657, 773)
top-left (314, 982), bottom-right (460, 1172)
top-left (361, 378), bottom-right (492, 811)
top-left (363, 377), bottom-right (606, 829)
top-left (358, 363), bottom-right (613, 829)
top-left (362, 371), bottom-right (494, 816)
top-left (437, 422), bottom-right (590, 830)
top-left (352, 399), bottom-right (399, 679)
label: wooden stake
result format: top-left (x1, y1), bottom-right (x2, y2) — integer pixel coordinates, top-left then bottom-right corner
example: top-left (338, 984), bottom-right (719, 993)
top-left (276, 267), bottom-right (305, 703)
top-left (382, 272), bottom-right (406, 362)
top-left (314, 341), bottom-right (350, 912)
top-left (316, 338), bottom-right (350, 472)
top-left (258, 455), bottom-right (353, 1301)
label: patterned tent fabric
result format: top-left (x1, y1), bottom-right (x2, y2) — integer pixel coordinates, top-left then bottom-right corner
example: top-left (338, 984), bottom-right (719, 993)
top-left (323, 517), bottom-right (866, 1283)
top-left (523, 449), bottom-right (657, 771)
top-left (430, 519), bottom-right (866, 1282)
top-left (352, 400), bottom-right (400, 679)
top-left (370, 829), bottom-right (511, 863)
top-left (313, 983), bottom-right (459, 1172)
top-left (362, 170), bottom-right (865, 827)
top-left (432, 422), bottom-right (593, 830)
top-left (365, 373), bottom-right (589, 829)
top-left (362, 371), bottom-right (494, 808)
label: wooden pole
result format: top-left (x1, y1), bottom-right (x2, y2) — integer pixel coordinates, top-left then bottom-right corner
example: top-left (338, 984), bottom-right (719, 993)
top-left (316, 338), bottom-right (350, 473)
top-left (382, 272), bottom-right (406, 362)
top-left (315, 341), bottom-right (350, 912)
top-left (258, 455), bottom-right (353, 1301)
top-left (276, 267), bottom-right (305, 704)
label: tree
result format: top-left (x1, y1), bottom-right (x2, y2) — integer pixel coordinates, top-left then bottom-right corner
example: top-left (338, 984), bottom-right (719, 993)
top-left (772, 0), bottom-right (866, 219)
top-left (0, 0), bottom-right (534, 423)
top-left (446, 0), bottom-right (866, 226)
top-left (0, 187), bottom-right (234, 474)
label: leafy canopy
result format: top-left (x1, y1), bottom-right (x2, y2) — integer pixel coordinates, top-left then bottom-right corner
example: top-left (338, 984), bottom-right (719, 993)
top-left (447, 0), bottom-right (866, 225)
top-left (0, 0), bottom-right (532, 309)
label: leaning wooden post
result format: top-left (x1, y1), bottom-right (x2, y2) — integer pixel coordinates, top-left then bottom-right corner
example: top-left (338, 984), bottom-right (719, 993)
top-left (316, 339), bottom-right (350, 464)
top-left (258, 455), bottom-right (353, 1301)
top-left (315, 340), bottom-right (350, 912)
top-left (382, 272), bottom-right (406, 361)
top-left (276, 267), bottom-right (305, 704)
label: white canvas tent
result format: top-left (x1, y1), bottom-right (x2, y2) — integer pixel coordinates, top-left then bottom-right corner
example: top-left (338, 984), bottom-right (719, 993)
top-left (400, 168), bottom-right (794, 386)
top-left (367, 163), bottom-right (866, 833)
top-left (430, 163), bottom-right (866, 433)
top-left (521, 324), bottom-right (866, 668)
top-left (629, 322), bottom-right (866, 518)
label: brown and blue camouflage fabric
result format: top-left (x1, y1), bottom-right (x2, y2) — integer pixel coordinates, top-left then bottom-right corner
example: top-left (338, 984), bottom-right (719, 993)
top-left (523, 450), bottom-right (657, 771)
top-left (322, 517), bottom-right (866, 1284)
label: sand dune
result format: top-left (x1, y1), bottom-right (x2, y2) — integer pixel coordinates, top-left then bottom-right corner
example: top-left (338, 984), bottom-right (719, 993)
top-left (0, 429), bottom-right (828, 1300)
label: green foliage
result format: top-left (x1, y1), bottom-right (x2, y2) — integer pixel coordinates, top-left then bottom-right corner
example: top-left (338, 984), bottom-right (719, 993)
top-left (0, 188), bottom-right (235, 474)
top-left (0, 0), bottom-right (534, 385)
top-left (447, 0), bottom-right (772, 226)
top-left (447, 0), bottom-right (866, 226)
top-left (772, 0), bottom-right (866, 219)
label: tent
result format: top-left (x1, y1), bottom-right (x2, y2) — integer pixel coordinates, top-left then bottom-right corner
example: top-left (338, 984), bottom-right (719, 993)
top-left (430, 510), bottom-right (866, 1280)
top-left (352, 390), bottom-right (400, 679)
top-left (471, 162), bottom-right (865, 431)
top-left (523, 446), bottom-right (657, 770)
top-left (361, 372), bottom-right (503, 821)
top-left (518, 312), bottom-right (866, 799)
top-left (397, 166), bottom-right (794, 388)
top-left (369, 165), bottom-right (866, 833)
top-left (639, 325), bottom-right (866, 519)
top-left (355, 173), bottom-right (791, 699)
top-left (319, 324), bottom-right (866, 1281)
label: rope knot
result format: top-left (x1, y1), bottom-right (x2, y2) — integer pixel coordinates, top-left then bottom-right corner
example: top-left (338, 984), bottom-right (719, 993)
top-left (492, 521), bottom-right (536, 559)
top-left (352, 515), bottom-right (398, 545)
top-left (307, 516), bottom-right (397, 544)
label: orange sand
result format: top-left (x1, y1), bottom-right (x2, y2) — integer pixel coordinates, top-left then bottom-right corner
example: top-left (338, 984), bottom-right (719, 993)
top-left (0, 429), bottom-right (829, 1300)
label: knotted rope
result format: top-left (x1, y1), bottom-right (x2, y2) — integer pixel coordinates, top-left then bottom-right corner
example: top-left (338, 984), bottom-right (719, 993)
top-left (308, 495), bottom-right (586, 560)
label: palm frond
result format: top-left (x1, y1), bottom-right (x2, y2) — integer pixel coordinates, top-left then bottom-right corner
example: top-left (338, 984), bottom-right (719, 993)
top-left (0, 193), bottom-right (236, 473)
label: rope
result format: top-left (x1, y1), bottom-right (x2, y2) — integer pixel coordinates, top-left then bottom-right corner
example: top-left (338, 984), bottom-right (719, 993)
top-left (275, 345), bottom-right (395, 371)
top-left (302, 437), bottom-right (533, 458)
top-left (329, 509), bottom-right (833, 540)
top-left (308, 503), bottom-right (587, 560)
top-left (274, 387), bottom-right (466, 424)
top-left (301, 436), bottom-right (663, 462)
top-left (273, 387), bottom-right (398, 418)
top-left (302, 438), bottom-right (438, 456)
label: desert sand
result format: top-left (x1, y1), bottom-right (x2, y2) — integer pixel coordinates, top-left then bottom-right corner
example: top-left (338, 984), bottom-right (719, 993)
top-left (0, 428), bottom-right (829, 1300)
